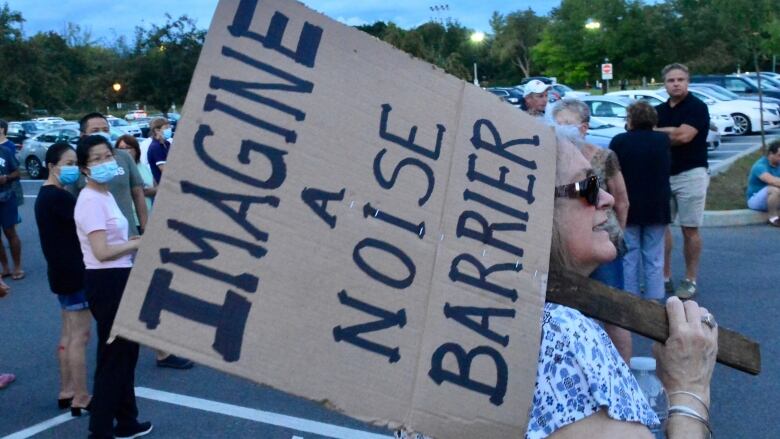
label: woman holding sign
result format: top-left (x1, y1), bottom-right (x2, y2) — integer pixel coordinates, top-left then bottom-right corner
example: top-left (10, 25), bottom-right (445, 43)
top-left (524, 136), bottom-right (717, 438)
top-left (74, 135), bottom-right (152, 439)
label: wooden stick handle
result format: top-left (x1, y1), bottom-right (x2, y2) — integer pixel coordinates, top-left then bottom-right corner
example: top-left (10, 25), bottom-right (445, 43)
top-left (546, 269), bottom-right (761, 375)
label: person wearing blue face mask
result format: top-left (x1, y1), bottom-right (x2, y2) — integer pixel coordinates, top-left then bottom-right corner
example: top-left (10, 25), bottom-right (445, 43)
top-left (74, 135), bottom-right (152, 439)
top-left (146, 116), bottom-right (172, 185)
top-left (78, 113), bottom-right (148, 238)
top-left (34, 142), bottom-right (91, 415)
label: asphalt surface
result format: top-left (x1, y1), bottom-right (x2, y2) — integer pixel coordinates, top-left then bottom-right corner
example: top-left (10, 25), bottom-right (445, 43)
top-left (2, 146), bottom-right (779, 438)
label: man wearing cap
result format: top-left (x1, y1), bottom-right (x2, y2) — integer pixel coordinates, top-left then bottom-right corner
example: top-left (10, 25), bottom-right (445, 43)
top-left (520, 79), bottom-right (551, 117)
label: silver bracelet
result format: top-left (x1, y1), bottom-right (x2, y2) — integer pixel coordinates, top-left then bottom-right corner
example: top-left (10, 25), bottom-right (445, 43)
top-left (668, 405), bottom-right (713, 438)
top-left (668, 390), bottom-right (711, 418)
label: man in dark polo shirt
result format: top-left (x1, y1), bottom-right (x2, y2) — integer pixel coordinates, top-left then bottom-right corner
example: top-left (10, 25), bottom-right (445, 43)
top-left (655, 63), bottom-right (710, 299)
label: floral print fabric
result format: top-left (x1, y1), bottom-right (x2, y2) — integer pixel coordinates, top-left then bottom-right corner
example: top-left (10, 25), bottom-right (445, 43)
top-left (525, 303), bottom-right (659, 439)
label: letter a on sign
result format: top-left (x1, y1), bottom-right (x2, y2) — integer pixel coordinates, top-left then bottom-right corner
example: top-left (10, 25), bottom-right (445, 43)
top-left (110, 0), bottom-right (556, 438)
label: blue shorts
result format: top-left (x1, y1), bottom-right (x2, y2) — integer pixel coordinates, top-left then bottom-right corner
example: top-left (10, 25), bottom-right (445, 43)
top-left (57, 290), bottom-right (89, 311)
top-left (0, 197), bottom-right (18, 230)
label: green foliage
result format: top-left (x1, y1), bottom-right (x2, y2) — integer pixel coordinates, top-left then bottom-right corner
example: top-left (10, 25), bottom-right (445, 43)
top-left (2, 0), bottom-right (780, 120)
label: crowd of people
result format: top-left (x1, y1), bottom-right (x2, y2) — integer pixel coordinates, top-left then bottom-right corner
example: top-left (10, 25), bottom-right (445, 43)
top-left (2, 62), bottom-right (726, 439)
top-left (0, 113), bottom-right (181, 438)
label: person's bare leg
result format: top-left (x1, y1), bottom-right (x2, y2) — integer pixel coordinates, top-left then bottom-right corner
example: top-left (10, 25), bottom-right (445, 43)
top-left (767, 187), bottom-right (780, 218)
top-left (0, 235), bottom-right (10, 276)
top-left (663, 226), bottom-right (673, 279)
top-left (58, 311), bottom-right (74, 401)
top-left (681, 226), bottom-right (702, 281)
top-left (3, 227), bottom-right (21, 277)
top-left (604, 324), bottom-right (632, 363)
top-left (65, 310), bottom-right (92, 408)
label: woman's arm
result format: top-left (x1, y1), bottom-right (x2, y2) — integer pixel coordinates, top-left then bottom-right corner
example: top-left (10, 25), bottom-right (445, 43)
top-left (86, 230), bottom-right (140, 262)
top-left (606, 171), bottom-right (629, 229)
top-left (548, 410), bottom-right (652, 438)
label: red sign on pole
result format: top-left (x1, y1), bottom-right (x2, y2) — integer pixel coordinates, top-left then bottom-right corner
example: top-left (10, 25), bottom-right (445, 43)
top-left (601, 63), bottom-right (613, 80)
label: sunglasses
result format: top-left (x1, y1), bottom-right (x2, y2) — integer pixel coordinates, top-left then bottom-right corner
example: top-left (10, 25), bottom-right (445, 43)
top-left (554, 174), bottom-right (600, 206)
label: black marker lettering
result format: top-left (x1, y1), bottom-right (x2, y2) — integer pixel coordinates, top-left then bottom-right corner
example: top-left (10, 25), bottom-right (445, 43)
top-left (443, 303), bottom-right (515, 347)
top-left (363, 202), bottom-right (425, 239)
top-left (353, 238), bottom-right (416, 290)
top-left (471, 119), bottom-right (538, 169)
top-left (180, 180), bottom-right (279, 242)
top-left (193, 124), bottom-right (288, 190)
top-left (456, 210), bottom-right (525, 258)
top-left (301, 187), bottom-right (345, 229)
top-left (204, 95), bottom-right (297, 143)
top-left (379, 103), bottom-right (445, 160)
top-left (332, 290), bottom-right (406, 363)
top-left (429, 342), bottom-right (508, 406)
top-left (160, 219), bottom-right (265, 293)
top-left (228, 0), bottom-right (322, 68)
top-left (139, 269), bottom-right (250, 362)
top-left (373, 149), bottom-right (435, 207)
top-left (467, 153), bottom-right (536, 205)
top-left (449, 254), bottom-right (520, 302)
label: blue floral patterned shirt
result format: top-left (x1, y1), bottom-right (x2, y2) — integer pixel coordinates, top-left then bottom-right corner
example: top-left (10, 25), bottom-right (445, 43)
top-left (525, 303), bottom-right (659, 439)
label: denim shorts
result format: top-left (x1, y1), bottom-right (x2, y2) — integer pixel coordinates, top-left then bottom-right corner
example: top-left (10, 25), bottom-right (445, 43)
top-left (57, 290), bottom-right (89, 311)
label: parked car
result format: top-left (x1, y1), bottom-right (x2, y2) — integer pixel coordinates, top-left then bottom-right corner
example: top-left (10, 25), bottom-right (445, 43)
top-left (486, 87), bottom-right (524, 108)
top-left (518, 76), bottom-right (555, 85)
top-left (582, 95), bottom-right (721, 149)
top-left (107, 116), bottom-right (142, 137)
top-left (33, 116), bottom-right (66, 125)
top-left (18, 126), bottom-right (124, 179)
top-left (608, 90), bottom-right (735, 136)
top-left (586, 116), bottom-right (625, 148)
top-left (19, 127), bottom-right (80, 178)
top-left (687, 86), bottom-right (780, 135)
top-left (691, 74), bottom-right (780, 100)
top-left (6, 121), bottom-right (46, 150)
top-left (133, 117), bottom-right (152, 137)
top-left (691, 82), bottom-right (780, 111)
top-left (125, 109), bottom-right (148, 121)
top-left (551, 83), bottom-right (590, 99)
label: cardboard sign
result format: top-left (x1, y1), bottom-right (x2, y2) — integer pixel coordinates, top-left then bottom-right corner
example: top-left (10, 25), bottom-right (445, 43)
top-left (112, 0), bottom-right (556, 437)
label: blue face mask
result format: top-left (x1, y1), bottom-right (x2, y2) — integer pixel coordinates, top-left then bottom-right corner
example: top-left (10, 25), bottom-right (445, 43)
top-left (88, 160), bottom-right (119, 184)
top-left (163, 128), bottom-right (173, 139)
top-left (57, 165), bottom-right (80, 185)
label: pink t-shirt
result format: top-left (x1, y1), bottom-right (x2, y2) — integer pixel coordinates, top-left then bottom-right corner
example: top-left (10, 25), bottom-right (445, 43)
top-left (74, 187), bottom-right (133, 269)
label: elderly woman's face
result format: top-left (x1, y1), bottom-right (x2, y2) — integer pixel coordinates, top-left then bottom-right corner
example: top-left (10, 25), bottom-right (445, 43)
top-left (556, 140), bottom-right (616, 274)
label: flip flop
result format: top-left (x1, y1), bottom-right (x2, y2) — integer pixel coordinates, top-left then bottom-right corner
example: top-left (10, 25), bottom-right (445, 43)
top-left (0, 273), bottom-right (11, 279)
top-left (0, 284), bottom-right (9, 298)
top-left (11, 271), bottom-right (24, 281)
top-left (0, 373), bottom-right (15, 389)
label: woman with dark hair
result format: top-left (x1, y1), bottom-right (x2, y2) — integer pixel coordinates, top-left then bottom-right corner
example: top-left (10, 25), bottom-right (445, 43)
top-left (34, 142), bottom-right (91, 414)
top-left (74, 135), bottom-right (152, 438)
top-left (610, 101), bottom-right (672, 302)
top-left (115, 135), bottom-right (155, 229)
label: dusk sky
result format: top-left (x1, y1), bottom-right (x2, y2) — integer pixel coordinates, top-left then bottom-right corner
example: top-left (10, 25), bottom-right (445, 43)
top-left (13, 1), bottom-right (561, 43)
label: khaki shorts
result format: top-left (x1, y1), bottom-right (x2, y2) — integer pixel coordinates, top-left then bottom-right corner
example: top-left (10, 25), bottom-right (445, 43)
top-left (670, 167), bottom-right (709, 227)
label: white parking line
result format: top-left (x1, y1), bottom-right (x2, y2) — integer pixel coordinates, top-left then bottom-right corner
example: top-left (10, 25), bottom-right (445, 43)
top-left (135, 387), bottom-right (392, 439)
top-left (1, 413), bottom-right (75, 439)
top-left (2, 387), bottom-right (394, 439)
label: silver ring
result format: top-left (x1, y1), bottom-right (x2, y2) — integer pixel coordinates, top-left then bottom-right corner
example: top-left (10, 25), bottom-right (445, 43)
top-left (701, 313), bottom-right (716, 330)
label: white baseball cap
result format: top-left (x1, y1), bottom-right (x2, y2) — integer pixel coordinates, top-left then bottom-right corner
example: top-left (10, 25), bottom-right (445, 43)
top-left (523, 79), bottom-right (551, 97)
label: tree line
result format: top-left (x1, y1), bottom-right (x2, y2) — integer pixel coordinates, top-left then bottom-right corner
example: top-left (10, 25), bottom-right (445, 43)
top-left (1, 0), bottom-right (779, 118)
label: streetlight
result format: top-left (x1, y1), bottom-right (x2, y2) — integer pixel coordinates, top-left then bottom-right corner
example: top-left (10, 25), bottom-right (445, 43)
top-left (470, 31), bottom-right (486, 86)
top-left (584, 19), bottom-right (601, 30)
top-left (112, 82), bottom-right (122, 92)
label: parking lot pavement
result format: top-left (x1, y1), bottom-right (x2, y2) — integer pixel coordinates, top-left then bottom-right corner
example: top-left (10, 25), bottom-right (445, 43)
top-left (4, 139), bottom-right (780, 439)
top-left (709, 130), bottom-right (780, 173)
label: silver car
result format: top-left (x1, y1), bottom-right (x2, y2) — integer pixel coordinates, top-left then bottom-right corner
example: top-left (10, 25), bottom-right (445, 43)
top-left (107, 117), bottom-right (142, 137)
top-left (18, 126), bottom-right (124, 179)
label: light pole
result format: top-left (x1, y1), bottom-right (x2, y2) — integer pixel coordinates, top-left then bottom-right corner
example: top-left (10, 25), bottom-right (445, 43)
top-left (470, 31), bottom-right (485, 86)
top-left (584, 19), bottom-right (603, 90)
top-left (112, 82), bottom-right (122, 110)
